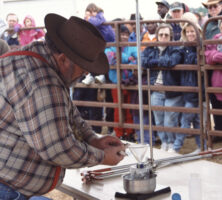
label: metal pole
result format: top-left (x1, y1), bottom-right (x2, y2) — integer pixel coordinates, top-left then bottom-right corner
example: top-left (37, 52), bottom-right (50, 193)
top-left (147, 69), bottom-right (154, 163)
top-left (135, 0), bottom-right (144, 144)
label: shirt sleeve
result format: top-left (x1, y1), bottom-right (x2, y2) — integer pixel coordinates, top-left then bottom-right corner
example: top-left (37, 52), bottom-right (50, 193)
top-left (159, 47), bottom-right (182, 67)
top-left (88, 12), bottom-right (105, 27)
top-left (14, 84), bottom-right (104, 168)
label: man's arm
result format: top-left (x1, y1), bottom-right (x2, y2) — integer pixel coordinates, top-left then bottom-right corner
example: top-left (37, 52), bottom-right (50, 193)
top-left (14, 85), bottom-right (106, 168)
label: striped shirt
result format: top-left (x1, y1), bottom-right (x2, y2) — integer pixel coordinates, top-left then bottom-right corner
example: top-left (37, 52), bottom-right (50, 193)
top-left (0, 41), bottom-right (104, 196)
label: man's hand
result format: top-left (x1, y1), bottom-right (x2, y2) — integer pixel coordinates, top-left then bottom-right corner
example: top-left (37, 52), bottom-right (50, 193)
top-left (90, 135), bottom-right (123, 150)
top-left (102, 145), bottom-right (125, 165)
top-left (90, 136), bottom-right (126, 165)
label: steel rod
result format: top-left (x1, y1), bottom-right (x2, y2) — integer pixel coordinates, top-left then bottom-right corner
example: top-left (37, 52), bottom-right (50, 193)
top-left (81, 148), bottom-right (222, 182)
top-left (135, 0), bottom-right (144, 144)
top-left (81, 162), bottom-right (136, 175)
top-left (147, 69), bottom-right (154, 165)
top-left (155, 148), bottom-right (222, 165)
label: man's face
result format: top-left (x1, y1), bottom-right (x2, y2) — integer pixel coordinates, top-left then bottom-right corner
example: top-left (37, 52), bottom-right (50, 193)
top-left (158, 27), bottom-right (171, 42)
top-left (208, 3), bottom-right (222, 17)
top-left (147, 23), bottom-right (157, 34)
top-left (171, 9), bottom-right (184, 19)
top-left (157, 4), bottom-right (169, 18)
top-left (7, 14), bottom-right (18, 28)
top-left (55, 53), bottom-right (86, 86)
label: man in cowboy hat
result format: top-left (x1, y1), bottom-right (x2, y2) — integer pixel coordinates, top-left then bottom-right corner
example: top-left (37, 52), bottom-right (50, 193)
top-left (0, 13), bottom-right (126, 199)
top-left (203, 0), bottom-right (222, 39)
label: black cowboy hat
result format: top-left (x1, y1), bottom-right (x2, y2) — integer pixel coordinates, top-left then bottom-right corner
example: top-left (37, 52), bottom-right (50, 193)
top-left (44, 13), bottom-right (109, 75)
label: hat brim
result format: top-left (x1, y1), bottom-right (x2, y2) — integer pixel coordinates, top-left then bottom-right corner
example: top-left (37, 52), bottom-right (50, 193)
top-left (45, 13), bottom-right (109, 75)
top-left (156, 1), bottom-right (169, 8)
top-left (202, 0), bottom-right (221, 8)
top-left (170, 7), bottom-right (183, 11)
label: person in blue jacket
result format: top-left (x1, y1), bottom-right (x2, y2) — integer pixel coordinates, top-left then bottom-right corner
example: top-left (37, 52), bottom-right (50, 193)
top-left (141, 23), bottom-right (182, 153)
top-left (106, 25), bottom-right (137, 85)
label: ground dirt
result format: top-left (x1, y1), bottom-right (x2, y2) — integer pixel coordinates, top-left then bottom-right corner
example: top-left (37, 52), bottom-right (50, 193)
top-left (43, 136), bottom-right (222, 200)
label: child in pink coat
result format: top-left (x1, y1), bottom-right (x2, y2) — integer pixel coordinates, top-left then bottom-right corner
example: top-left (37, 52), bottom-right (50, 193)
top-left (18, 15), bottom-right (45, 46)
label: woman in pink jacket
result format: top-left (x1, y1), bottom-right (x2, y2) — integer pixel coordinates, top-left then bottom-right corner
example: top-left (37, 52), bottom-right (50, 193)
top-left (205, 19), bottom-right (222, 133)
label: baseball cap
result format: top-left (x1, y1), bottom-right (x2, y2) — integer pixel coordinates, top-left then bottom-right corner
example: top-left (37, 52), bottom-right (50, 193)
top-left (170, 2), bottom-right (183, 11)
top-left (156, 0), bottom-right (170, 9)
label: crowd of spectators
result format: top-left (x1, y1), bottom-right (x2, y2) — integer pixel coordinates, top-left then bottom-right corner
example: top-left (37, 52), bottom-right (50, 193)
top-left (1, 13), bottom-right (45, 49)
top-left (79, 0), bottom-right (222, 154)
top-left (73, 1), bottom-right (222, 154)
top-left (1, 0), bottom-right (222, 155)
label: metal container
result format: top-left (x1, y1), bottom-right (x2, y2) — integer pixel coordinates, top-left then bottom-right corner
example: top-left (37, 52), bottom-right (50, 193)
top-left (123, 173), bottom-right (157, 194)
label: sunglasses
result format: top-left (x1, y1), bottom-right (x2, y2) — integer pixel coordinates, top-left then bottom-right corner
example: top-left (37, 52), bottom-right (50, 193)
top-left (158, 33), bottom-right (170, 37)
top-left (208, 4), bottom-right (218, 9)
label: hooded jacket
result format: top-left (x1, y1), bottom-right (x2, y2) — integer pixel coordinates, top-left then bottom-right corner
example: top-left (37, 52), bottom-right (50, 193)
top-left (88, 12), bottom-right (115, 42)
top-left (105, 46), bottom-right (137, 84)
top-left (19, 15), bottom-right (45, 46)
top-left (205, 32), bottom-right (222, 101)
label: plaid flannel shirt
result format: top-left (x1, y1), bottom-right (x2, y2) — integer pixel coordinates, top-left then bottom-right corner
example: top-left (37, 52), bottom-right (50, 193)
top-left (0, 41), bottom-right (104, 196)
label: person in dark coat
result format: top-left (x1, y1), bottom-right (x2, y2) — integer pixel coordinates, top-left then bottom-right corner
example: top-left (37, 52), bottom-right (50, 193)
top-left (141, 23), bottom-right (182, 153)
top-left (175, 14), bottom-right (203, 153)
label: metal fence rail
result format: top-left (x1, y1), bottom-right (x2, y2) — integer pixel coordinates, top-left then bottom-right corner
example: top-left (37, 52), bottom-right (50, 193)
top-left (72, 18), bottom-right (209, 150)
top-left (4, 17), bottom-right (222, 149)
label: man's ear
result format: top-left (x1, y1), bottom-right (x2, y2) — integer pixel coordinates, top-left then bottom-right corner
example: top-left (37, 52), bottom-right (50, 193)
top-left (56, 53), bottom-right (66, 67)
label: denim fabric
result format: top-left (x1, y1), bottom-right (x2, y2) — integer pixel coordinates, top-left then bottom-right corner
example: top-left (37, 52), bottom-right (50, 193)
top-left (151, 91), bottom-right (183, 144)
top-left (0, 182), bottom-right (27, 200)
top-left (133, 114), bottom-right (155, 144)
top-left (0, 183), bottom-right (52, 200)
top-left (174, 101), bottom-right (201, 150)
top-left (30, 196), bottom-right (51, 200)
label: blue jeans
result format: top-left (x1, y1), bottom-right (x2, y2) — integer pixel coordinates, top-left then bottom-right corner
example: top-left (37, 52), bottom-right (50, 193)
top-left (0, 183), bottom-right (51, 200)
top-left (151, 92), bottom-right (183, 144)
top-left (174, 101), bottom-right (201, 151)
top-left (133, 114), bottom-right (155, 144)
top-left (0, 182), bottom-right (27, 200)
